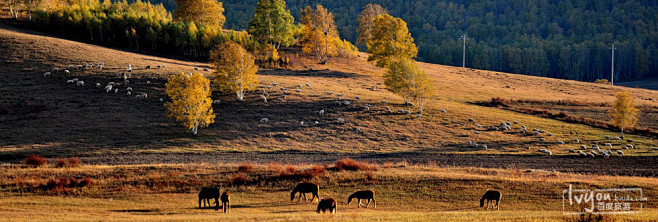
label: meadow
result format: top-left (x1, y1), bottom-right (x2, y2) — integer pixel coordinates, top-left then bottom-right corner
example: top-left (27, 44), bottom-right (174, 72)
top-left (1, 23), bottom-right (658, 221)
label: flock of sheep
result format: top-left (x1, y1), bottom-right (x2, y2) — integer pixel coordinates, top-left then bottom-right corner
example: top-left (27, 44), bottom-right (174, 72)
top-left (43, 62), bottom-right (162, 100)
top-left (458, 117), bottom-right (634, 157)
top-left (41, 62), bottom-right (644, 158)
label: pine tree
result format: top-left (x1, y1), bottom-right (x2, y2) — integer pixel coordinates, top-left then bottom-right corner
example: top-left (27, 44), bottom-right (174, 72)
top-left (165, 72), bottom-right (215, 135)
top-left (211, 42), bottom-right (258, 101)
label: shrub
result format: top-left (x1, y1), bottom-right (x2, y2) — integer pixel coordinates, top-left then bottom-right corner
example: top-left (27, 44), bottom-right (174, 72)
top-left (55, 158), bottom-right (68, 168)
top-left (229, 173), bottom-right (249, 185)
top-left (237, 163), bottom-right (255, 173)
top-left (25, 155), bottom-right (47, 167)
top-left (334, 158), bottom-right (377, 171)
top-left (267, 162), bottom-right (284, 172)
top-left (68, 157), bottom-right (81, 167)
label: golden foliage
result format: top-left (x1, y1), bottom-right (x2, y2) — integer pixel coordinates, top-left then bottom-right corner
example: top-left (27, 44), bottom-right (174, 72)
top-left (164, 72), bottom-right (215, 135)
top-left (357, 3), bottom-right (387, 45)
top-left (210, 42), bottom-right (258, 101)
top-left (367, 14), bottom-right (418, 67)
top-left (300, 5), bottom-right (339, 64)
top-left (173, 0), bottom-right (225, 30)
top-left (608, 91), bottom-right (639, 135)
top-left (384, 58), bottom-right (433, 113)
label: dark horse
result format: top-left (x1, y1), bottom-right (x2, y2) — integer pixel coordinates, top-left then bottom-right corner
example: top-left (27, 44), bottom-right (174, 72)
top-left (317, 198), bottom-right (337, 214)
top-left (290, 182), bottom-right (320, 203)
top-left (220, 191), bottom-right (230, 214)
top-left (480, 190), bottom-right (502, 210)
top-left (198, 187), bottom-right (220, 210)
top-left (347, 190), bottom-right (376, 208)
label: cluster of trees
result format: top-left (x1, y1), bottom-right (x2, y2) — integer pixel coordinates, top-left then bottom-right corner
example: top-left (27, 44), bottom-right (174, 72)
top-left (27, 0), bottom-right (254, 59)
top-left (359, 7), bottom-right (432, 113)
top-left (214, 0), bottom-right (658, 82)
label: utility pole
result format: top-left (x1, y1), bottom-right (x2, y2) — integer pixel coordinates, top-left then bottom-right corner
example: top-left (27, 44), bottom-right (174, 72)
top-left (610, 44), bottom-right (615, 86)
top-left (459, 34), bottom-right (469, 68)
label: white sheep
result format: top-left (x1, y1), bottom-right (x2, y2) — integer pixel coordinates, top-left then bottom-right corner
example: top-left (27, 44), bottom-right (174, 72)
top-left (260, 95), bottom-right (267, 103)
top-left (513, 121), bottom-right (519, 124)
top-left (580, 145), bottom-right (587, 149)
top-left (355, 96), bottom-right (361, 100)
top-left (416, 114), bottom-right (423, 118)
top-left (325, 91), bottom-right (333, 95)
top-left (156, 65), bottom-right (161, 69)
top-left (147, 81), bottom-right (151, 84)
top-left (67, 79), bottom-right (74, 84)
top-left (213, 100), bottom-right (221, 104)
top-left (127, 87), bottom-right (132, 91)
top-left (474, 130), bottom-right (481, 135)
top-left (76, 81), bottom-right (84, 86)
top-left (276, 98), bottom-right (284, 102)
top-left (381, 100), bottom-right (388, 104)
top-left (64, 70), bottom-right (70, 75)
top-left (272, 83), bottom-right (278, 86)
top-left (319, 110), bottom-right (325, 116)
top-left (297, 84), bottom-right (302, 88)
top-left (114, 88), bottom-right (119, 94)
top-left (440, 109), bottom-right (447, 113)
top-left (626, 144), bottom-right (634, 149)
top-left (161, 64), bottom-right (166, 69)
top-left (364, 105), bottom-right (370, 111)
top-left (160, 98), bottom-right (164, 102)
top-left (194, 67), bottom-right (199, 70)
top-left (52, 68), bottom-right (59, 72)
top-left (337, 118), bottom-right (345, 123)
top-left (86, 63), bottom-right (93, 69)
top-left (127, 91), bottom-right (131, 96)
top-left (482, 145), bottom-right (488, 149)
top-left (403, 110), bottom-right (411, 114)
top-left (108, 82), bottom-right (115, 86)
top-left (343, 101), bottom-right (350, 106)
top-left (300, 121), bottom-right (304, 126)
top-left (605, 143), bottom-right (612, 147)
top-left (95, 83), bottom-right (101, 88)
top-left (76, 65), bottom-right (83, 69)
top-left (476, 124), bottom-right (483, 128)
top-left (568, 149), bottom-right (575, 153)
top-left (266, 85), bottom-right (273, 89)
top-left (126, 64), bottom-right (132, 72)
top-left (617, 150), bottom-right (624, 155)
top-left (260, 118), bottom-right (269, 123)
top-left (96, 64), bottom-right (103, 70)
top-left (295, 89), bottom-right (302, 93)
top-left (468, 118), bottom-right (475, 123)
top-left (604, 135), bottom-right (611, 139)
top-left (314, 121), bottom-right (319, 125)
top-left (557, 141), bottom-right (565, 144)
top-left (305, 83), bottom-right (311, 88)
top-left (385, 107), bottom-right (393, 114)
top-left (203, 68), bottom-right (209, 71)
top-left (43, 72), bottom-right (51, 77)
top-left (68, 65), bottom-right (75, 69)
top-left (573, 138), bottom-right (580, 143)
top-left (613, 137), bottom-right (621, 140)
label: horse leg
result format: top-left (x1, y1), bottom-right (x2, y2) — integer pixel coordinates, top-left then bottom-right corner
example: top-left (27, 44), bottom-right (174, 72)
top-left (372, 198), bottom-right (376, 208)
top-left (366, 199), bottom-right (371, 208)
top-left (496, 199), bottom-right (500, 210)
top-left (298, 193), bottom-right (302, 202)
top-left (303, 193), bottom-right (308, 202)
top-left (357, 199), bottom-right (361, 208)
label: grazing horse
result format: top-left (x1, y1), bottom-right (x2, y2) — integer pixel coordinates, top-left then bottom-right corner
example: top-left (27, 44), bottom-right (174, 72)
top-left (290, 182), bottom-right (320, 203)
top-left (198, 187), bottom-right (220, 210)
top-left (317, 198), bottom-right (337, 214)
top-left (347, 190), bottom-right (376, 208)
top-left (480, 190), bottom-right (502, 210)
top-left (220, 191), bottom-right (230, 214)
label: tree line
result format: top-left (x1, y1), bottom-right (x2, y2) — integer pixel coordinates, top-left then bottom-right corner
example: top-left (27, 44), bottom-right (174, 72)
top-left (211, 0), bottom-right (658, 82)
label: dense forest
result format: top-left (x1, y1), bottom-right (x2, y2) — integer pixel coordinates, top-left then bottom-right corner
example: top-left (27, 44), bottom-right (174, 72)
top-left (153, 0), bottom-right (657, 82)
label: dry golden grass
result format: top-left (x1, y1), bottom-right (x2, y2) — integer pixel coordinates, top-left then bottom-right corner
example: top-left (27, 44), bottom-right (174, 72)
top-left (0, 163), bottom-right (656, 221)
top-left (1, 25), bottom-right (657, 159)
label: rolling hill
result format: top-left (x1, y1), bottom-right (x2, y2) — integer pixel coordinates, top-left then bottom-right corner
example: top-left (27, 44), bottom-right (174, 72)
top-left (1, 24), bottom-right (657, 163)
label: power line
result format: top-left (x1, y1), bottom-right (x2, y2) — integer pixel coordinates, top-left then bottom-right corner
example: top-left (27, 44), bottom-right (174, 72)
top-left (459, 34), bottom-right (469, 68)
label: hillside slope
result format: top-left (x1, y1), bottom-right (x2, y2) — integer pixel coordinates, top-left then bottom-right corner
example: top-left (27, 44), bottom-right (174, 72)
top-left (1, 25), bottom-right (657, 160)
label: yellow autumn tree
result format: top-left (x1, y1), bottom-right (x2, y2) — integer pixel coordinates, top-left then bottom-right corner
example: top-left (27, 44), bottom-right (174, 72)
top-left (211, 42), bottom-right (258, 101)
top-left (608, 91), bottom-right (639, 137)
top-left (165, 72), bottom-right (215, 135)
top-left (367, 14), bottom-right (418, 67)
top-left (357, 3), bottom-right (387, 45)
top-left (300, 5), bottom-right (339, 64)
top-left (384, 58), bottom-right (433, 113)
top-left (173, 0), bottom-right (225, 30)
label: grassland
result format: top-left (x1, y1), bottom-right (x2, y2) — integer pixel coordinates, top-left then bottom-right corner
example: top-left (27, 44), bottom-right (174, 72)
top-left (1, 24), bottom-right (657, 159)
top-left (1, 24), bottom-right (658, 221)
top-left (1, 162), bottom-right (657, 221)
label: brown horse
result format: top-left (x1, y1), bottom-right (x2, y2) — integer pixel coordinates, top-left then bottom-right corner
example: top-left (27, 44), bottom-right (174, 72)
top-left (317, 198), bottom-right (337, 214)
top-left (347, 190), bottom-right (376, 208)
top-left (220, 191), bottom-right (230, 214)
top-left (290, 182), bottom-right (319, 203)
top-left (480, 190), bottom-right (502, 210)
top-left (198, 187), bottom-right (220, 210)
